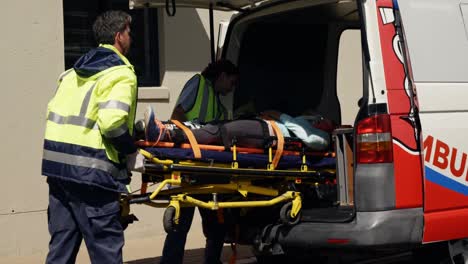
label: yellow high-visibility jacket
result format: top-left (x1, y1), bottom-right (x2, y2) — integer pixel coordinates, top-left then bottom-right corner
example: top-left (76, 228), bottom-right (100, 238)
top-left (182, 74), bottom-right (225, 123)
top-left (42, 44), bottom-right (137, 192)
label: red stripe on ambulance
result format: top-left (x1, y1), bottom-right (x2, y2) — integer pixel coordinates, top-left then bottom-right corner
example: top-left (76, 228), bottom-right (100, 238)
top-left (424, 135), bottom-right (468, 179)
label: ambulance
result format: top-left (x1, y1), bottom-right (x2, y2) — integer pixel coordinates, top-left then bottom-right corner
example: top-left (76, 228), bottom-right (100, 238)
top-left (130, 0), bottom-right (468, 262)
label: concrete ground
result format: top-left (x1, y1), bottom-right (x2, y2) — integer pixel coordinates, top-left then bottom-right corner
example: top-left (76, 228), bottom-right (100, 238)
top-left (0, 213), bottom-right (256, 264)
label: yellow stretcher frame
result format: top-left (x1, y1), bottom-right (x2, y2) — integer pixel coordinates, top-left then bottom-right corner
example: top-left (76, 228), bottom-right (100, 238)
top-left (135, 168), bottom-right (302, 223)
top-left (129, 145), bottom-right (334, 228)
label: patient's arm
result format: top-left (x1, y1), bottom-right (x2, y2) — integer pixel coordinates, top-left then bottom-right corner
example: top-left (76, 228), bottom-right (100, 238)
top-left (279, 114), bottom-right (330, 150)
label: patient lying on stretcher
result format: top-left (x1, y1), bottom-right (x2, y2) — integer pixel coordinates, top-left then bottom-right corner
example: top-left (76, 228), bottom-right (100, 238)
top-left (140, 106), bottom-right (336, 151)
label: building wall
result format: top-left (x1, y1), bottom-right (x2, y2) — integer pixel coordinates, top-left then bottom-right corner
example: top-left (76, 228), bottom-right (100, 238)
top-left (136, 8), bottom-right (235, 123)
top-left (1, 0), bottom-right (64, 258)
top-left (0, 0), bottom-right (233, 259)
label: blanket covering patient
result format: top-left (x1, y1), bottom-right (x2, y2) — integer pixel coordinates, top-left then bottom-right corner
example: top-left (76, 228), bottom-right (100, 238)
top-left (142, 106), bottom-right (336, 151)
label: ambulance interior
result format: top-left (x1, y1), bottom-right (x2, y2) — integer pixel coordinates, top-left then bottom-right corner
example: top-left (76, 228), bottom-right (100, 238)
top-left (221, 0), bottom-right (364, 235)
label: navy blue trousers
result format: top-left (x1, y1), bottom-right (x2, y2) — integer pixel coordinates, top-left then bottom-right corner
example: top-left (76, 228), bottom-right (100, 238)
top-left (160, 206), bottom-right (226, 264)
top-left (45, 178), bottom-right (124, 264)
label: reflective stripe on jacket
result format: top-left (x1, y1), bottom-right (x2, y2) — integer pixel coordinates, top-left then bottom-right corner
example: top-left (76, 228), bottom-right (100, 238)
top-left (42, 44), bottom-right (137, 192)
top-left (184, 74), bottom-right (225, 123)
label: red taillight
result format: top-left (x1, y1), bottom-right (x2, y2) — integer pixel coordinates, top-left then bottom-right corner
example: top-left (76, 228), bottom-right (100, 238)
top-left (327, 238), bottom-right (350, 244)
top-left (356, 114), bottom-right (393, 164)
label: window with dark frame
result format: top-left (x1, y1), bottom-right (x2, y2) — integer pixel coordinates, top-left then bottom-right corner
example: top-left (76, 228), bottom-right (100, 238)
top-left (63, 0), bottom-right (160, 86)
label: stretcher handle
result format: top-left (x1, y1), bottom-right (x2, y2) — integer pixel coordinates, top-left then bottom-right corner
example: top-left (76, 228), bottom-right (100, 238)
top-left (129, 195), bottom-right (151, 204)
top-left (144, 163), bottom-right (166, 171)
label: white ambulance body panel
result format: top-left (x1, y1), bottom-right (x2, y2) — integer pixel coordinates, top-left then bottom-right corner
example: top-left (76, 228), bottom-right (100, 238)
top-left (399, 0), bottom-right (468, 216)
top-left (398, 0), bottom-right (468, 82)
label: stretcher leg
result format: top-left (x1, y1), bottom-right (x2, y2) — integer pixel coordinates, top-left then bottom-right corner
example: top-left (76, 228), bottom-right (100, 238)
top-left (161, 191), bottom-right (303, 233)
top-left (149, 172), bottom-right (181, 200)
top-left (291, 193), bottom-right (302, 218)
top-left (163, 198), bottom-right (182, 233)
top-left (169, 191), bottom-right (301, 210)
top-left (279, 193), bottom-right (302, 225)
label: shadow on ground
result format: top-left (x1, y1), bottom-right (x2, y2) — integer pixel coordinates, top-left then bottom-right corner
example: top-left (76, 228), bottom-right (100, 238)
top-left (125, 245), bottom-right (256, 264)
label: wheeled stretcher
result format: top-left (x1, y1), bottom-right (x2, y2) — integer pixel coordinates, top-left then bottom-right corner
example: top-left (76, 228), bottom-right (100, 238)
top-left (124, 124), bottom-right (338, 233)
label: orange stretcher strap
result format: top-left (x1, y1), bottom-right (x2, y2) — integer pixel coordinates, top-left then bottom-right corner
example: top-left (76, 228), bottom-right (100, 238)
top-left (267, 120), bottom-right (284, 169)
top-left (170, 119), bottom-right (202, 159)
top-left (135, 141), bottom-right (333, 157)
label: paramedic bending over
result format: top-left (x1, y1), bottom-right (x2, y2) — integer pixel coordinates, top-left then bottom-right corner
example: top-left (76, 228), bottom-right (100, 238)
top-left (171, 59), bottom-right (239, 122)
top-left (158, 60), bottom-right (239, 264)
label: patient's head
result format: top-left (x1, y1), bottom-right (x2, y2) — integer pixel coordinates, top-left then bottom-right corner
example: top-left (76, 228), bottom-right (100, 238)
top-left (313, 118), bottom-right (335, 133)
top-left (301, 108), bottom-right (336, 133)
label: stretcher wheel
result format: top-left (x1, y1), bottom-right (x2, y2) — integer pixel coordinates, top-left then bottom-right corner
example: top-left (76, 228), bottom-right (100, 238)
top-left (163, 206), bottom-right (177, 233)
top-left (279, 202), bottom-right (301, 225)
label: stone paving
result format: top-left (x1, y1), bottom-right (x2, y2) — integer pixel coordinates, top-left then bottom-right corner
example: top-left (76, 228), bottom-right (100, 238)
top-left (0, 206), bottom-right (258, 264)
top-left (1, 227), bottom-right (257, 264)
top-left (125, 245), bottom-right (256, 264)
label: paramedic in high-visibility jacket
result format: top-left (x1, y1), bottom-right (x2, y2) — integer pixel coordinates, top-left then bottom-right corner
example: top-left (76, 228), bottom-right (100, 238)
top-left (160, 60), bottom-right (239, 264)
top-left (41, 10), bottom-right (144, 264)
top-left (170, 59), bottom-right (239, 123)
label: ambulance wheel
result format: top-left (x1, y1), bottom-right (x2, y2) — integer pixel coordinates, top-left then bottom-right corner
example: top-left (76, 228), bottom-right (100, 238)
top-left (163, 206), bottom-right (177, 233)
top-left (413, 239), bottom-right (468, 264)
top-left (447, 239), bottom-right (468, 264)
top-left (279, 202), bottom-right (301, 225)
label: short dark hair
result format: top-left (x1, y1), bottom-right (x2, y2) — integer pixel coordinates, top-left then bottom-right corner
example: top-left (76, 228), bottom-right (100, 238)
top-left (93, 10), bottom-right (132, 45)
top-left (201, 59), bottom-right (239, 82)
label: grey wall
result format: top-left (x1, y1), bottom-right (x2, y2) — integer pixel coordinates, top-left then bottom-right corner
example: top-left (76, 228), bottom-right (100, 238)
top-left (0, 0), bottom-right (233, 260)
top-left (137, 8), bottom-right (235, 120)
top-left (337, 29), bottom-right (362, 125)
top-left (0, 0), bottom-right (64, 257)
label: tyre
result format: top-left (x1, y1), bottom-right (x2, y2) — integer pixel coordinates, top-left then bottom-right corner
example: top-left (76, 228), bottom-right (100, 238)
top-left (413, 239), bottom-right (468, 264)
top-left (163, 206), bottom-right (177, 233)
top-left (279, 202), bottom-right (301, 225)
top-left (447, 239), bottom-right (468, 264)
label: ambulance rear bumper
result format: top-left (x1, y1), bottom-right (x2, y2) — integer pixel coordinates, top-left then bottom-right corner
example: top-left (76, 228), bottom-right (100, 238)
top-left (259, 208), bottom-right (423, 250)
